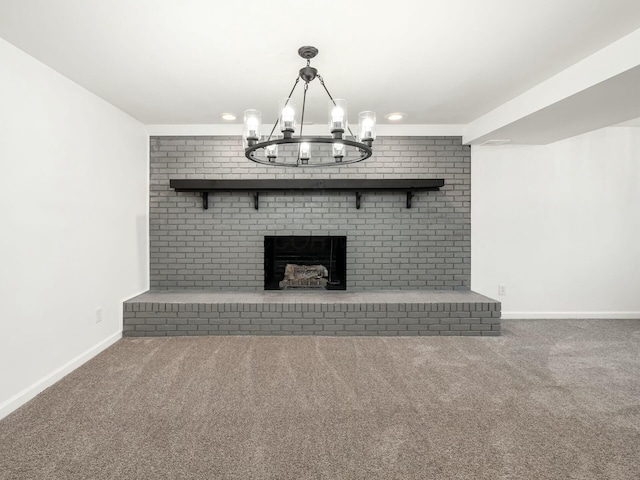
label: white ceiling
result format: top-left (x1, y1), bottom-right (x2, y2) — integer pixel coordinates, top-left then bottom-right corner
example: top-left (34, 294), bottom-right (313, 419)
top-left (0, 0), bottom-right (639, 127)
top-left (469, 66), bottom-right (640, 144)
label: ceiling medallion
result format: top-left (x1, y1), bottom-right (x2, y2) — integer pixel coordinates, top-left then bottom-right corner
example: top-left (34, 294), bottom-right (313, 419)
top-left (243, 46), bottom-right (376, 167)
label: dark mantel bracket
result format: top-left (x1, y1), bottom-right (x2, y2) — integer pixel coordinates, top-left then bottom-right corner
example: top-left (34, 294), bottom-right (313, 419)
top-left (169, 179), bottom-right (445, 210)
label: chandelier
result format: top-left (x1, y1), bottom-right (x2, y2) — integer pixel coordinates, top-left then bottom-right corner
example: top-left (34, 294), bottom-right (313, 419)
top-left (243, 46), bottom-right (376, 167)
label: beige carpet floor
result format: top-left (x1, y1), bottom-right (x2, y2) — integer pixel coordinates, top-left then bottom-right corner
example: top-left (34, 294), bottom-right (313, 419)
top-left (1, 319), bottom-right (639, 479)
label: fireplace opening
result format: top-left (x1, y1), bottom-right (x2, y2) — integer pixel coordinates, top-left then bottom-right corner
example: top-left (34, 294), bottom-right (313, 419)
top-left (264, 236), bottom-right (347, 290)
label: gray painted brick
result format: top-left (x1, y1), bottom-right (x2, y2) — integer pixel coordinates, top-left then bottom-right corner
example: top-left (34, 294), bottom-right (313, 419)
top-left (149, 135), bottom-right (470, 291)
top-left (450, 324), bottom-right (471, 331)
top-left (134, 325), bottom-right (157, 332)
top-left (471, 324), bottom-right (491, 331)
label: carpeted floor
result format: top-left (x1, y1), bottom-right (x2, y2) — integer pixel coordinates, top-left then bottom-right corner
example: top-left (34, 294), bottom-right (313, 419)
top-left (1, 319), bottom-right (639, 479)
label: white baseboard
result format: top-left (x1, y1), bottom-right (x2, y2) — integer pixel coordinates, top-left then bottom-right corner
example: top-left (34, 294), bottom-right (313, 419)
top-left (0, 331), bottom-right (122, 421)
top-left (502, 312), bottom-right (640, 320)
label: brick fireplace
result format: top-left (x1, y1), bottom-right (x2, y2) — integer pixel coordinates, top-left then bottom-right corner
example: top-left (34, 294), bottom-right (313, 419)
top-left (124, 135), bottom-right (500, 337)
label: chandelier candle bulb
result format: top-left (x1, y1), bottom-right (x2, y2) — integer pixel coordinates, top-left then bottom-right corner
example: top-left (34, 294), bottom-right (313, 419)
top-left (247, 118), bottom-right (259, 138)
top-left (333, 142), bottom-right (344, 162)
top-left (265, 142), bottom-right (278, 162)
top-left (279, 100), bottom-right (297, 137)
top-left (358, 111), bottom-right (377, 145)
top-left (329, 99), bottom-right (348, 138)
top-left (243, 109), bottom-right (262, 146)
top-left (300, 142), bottom-right (311, 164)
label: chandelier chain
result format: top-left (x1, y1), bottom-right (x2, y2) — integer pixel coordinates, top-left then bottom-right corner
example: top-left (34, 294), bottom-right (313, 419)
top-left (300, 82), bottom-right (309, 137)
top-left (298, 82), bottom-right (310, 166)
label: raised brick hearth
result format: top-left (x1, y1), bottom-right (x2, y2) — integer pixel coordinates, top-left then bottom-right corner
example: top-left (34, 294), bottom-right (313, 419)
top-left (123, 290), bottom-right (500, 337)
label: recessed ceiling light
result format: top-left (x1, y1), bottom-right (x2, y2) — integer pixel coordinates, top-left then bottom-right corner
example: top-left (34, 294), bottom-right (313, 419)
top-left (386, 113), bottom-right (404, 121)
top-left (221, 113), bottom-right (236, 121)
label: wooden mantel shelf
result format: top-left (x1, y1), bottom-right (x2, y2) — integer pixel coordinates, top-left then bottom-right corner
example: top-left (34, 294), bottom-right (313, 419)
top-left (169, 178), bottom-right (445, 210)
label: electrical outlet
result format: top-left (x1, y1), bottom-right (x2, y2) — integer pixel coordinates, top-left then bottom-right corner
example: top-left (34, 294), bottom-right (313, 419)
top-left (96, 307), bottom-right (103, 323)
top-left (498, 284), bottom-right (506, 295)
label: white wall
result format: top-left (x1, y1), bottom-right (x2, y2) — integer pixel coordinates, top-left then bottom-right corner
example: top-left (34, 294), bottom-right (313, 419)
top-left (0, 38), bottom-right (149, 418)
top-left (471, 127), bottom-right (640, 318)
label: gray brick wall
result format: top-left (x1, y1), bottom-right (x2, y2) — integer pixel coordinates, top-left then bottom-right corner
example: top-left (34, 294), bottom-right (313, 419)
top-left (150, 136), bottom-right (470, 290)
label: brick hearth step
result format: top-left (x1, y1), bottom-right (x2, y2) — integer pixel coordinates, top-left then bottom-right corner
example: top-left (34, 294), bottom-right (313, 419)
top-left (123, 290), bottom-right (501, 337)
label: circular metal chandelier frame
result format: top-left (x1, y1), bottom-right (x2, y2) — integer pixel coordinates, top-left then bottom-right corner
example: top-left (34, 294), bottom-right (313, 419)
top-left (244, 46), bottom-right (375, 168)
top-left (245, 137), bottom-right (373, 167)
